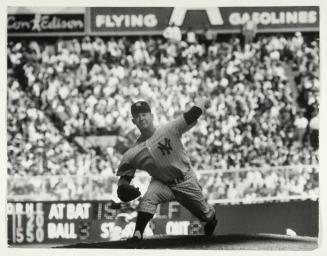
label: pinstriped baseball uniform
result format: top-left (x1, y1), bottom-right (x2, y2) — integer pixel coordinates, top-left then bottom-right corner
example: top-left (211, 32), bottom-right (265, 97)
top-left (117, 115), bottom-right (215, 222)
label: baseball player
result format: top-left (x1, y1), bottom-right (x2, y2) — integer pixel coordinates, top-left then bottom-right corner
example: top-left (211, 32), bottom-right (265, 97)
top-left (116, 99), bottom-right (217, 241)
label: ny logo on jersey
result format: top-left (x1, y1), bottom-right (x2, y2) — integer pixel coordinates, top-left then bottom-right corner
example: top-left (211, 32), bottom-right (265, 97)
top-left (157, 138), bottom-right (173, 156)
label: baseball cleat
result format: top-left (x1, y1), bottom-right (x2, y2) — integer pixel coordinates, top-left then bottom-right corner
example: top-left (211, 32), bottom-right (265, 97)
top-left (204, 216), bottom-right (218, 236)
top-left (125, 231), bottom-right (143, 249)
top-left (127, 230), bottom-right (143, 242)
top-left (126, 231), bottom-right (143, 249)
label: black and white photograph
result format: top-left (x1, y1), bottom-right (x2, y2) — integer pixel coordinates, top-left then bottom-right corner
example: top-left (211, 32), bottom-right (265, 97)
top-left (3, 0), bottom-right (325, 253)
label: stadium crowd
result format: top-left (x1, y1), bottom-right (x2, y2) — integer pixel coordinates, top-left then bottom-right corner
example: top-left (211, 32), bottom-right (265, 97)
top-left (199, 165), bottom-right (319, 202)
top-left (7, 30), bottom-right (319, 201)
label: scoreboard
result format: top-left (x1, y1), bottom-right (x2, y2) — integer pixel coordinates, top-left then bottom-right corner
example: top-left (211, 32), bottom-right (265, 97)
top-left (7, 201), bottom-right (202, 245)
top-left (7, 202), bottom-right (46, 243)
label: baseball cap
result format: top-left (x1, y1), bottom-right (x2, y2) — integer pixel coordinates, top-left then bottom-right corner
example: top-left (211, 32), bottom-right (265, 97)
top-left (131, 101), bottom-right (151, 116)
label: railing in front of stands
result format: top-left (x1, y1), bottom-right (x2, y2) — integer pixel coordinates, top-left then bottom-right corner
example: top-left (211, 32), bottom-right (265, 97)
top-left (7, 165), bottom-right (319, 204)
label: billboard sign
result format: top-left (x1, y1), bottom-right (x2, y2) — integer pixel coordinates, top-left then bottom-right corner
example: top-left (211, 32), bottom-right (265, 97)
top-left (89, 6), bottom-right (319, 34)
top-left (90, 7), bottom-right (172, 33)
top-left (7, 14), bottom-right (85, 34)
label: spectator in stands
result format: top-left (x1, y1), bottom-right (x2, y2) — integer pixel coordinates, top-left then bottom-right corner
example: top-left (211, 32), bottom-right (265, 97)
top-left (294, 109), bottom-right (309, 143)
top-left (242, 18), bottom-right (257, 46)
top-left (163, 23), bottom-right (174, 42)
top-left (170, 23), bottom-right (182, 43)
top-left (201, 25), bottom-right (216, 48)
top-left (186, 26), bottom-right (197, 44)
top-left (309, 109), bottom-right (319, 150)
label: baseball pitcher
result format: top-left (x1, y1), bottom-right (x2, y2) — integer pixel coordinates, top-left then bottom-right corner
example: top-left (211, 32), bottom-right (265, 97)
top-left (116, 99), bottom-right (217, 241)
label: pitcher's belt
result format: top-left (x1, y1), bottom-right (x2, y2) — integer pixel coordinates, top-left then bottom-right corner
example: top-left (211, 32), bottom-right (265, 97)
top-left (164, 170), bottom-right (192, 186)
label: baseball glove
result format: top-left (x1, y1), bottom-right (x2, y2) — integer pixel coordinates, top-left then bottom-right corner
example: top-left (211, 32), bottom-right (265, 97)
top-left (117, 184), bottom-right (141, 202)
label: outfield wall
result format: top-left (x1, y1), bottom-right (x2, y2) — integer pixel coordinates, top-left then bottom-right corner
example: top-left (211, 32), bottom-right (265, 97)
top-left (6, 199), bottom-right (318, 245)
top-left (214, 200), bottom-right (319, 237)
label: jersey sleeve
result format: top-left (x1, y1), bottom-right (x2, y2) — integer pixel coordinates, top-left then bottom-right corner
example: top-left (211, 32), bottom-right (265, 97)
top-left (116, 150), bottom-right (136, 177)
top-left (169, 115), bottom-right (197, 137)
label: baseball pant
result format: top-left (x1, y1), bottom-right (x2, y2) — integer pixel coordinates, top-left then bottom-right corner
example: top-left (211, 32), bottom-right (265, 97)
top-left (138, 171), bottom-right (215, 222)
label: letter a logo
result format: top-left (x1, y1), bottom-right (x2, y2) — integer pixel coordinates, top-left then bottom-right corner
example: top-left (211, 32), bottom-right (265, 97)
top-left (169, 7), bottom-right (224, 26)
top-left (157, 138), bottom-right (173, 156)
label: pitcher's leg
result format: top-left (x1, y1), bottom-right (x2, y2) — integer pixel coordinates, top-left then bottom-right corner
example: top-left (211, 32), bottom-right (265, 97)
top-left (138, 178), bottom-right (175, 214)
top-left (171, 172), bottom-right (217, 235)
top-left (133, 179), bottom-right (175, 240)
